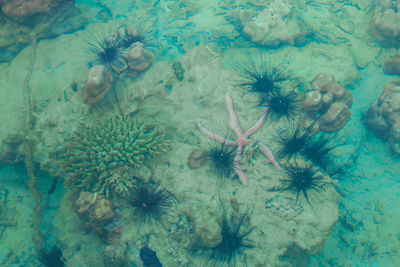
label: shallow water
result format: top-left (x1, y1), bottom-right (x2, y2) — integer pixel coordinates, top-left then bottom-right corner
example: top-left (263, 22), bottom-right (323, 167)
top-left (1, 0), bottom-right (400, 266)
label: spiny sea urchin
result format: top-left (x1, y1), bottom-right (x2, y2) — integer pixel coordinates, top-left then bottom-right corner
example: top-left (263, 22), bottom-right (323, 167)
top-left (195, 211), bottom-right (256, 267)
top-left (281, 164), bottom-right (327, 205)
top-left (262, 89), bottom-right (301, 121)
top-left (126, 179), bottom-right (175, 226)
top-left (206, 140), bottom-right (238, 178)
top-left (89, 37), bottom-right (127, 72)
top-left (234, 56), bottom-right (288, 96)
top-left (273, 127), bottom-right (310, 161)
top-left (303, 135), bottom-right (334, 169)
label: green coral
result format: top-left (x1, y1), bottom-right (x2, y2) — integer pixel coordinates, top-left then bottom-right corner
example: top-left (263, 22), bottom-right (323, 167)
top-left (59, 117), bottom-right (168, 198)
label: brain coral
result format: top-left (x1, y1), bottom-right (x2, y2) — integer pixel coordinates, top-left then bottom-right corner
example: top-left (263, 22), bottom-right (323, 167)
top-left (59, 117), bottom-right (168, 198)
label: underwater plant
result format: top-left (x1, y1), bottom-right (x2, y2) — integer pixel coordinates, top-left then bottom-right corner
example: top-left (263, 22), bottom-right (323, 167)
top-left (281, 164), bottom-right (327, 205)
top-left (37, 245), bottom-right (65, 267)
top-left (88, 37), bottom-right (127, 72)
top-left (196, 212), bottom-right (255, 267)
top-left (126, 179), bottom-right (175, 226)
top-left (262, 89), bottom-right (301, 121)
top-left (59, 117), bottom-right (168, 198)
top-left (234, 57), bottom-right (288, 96)
top-left (273, 127), bottom-right (310, 161)
top-left (206, 140), bottom-right (238, 178)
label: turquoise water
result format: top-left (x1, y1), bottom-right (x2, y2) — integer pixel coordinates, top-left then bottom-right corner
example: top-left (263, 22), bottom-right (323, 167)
top-left (1, 0), bottom-right (400, 266)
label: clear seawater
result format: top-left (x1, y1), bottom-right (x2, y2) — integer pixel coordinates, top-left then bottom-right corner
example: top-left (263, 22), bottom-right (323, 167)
top-left (1, 0), bottom-right (400, 266)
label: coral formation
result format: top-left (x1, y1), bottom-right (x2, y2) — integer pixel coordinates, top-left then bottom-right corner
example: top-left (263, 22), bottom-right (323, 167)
top-left (233, 0), bottom-right (310, 47)
top-left (74, 191), bottom-right (116, 225)
top-left (124, 42), bottom-right (155, 78)
top-left (81, 65), bottom-right (113, 105)
top-left (370, 1), bottom-right (400, 47)
top-left (364, 81), bottom-right (400, 153)
top-left (59, 117), bottom-right (168, 197)
top-left (301, 73), bottom-right (353, 134)
top-left (383, 50), bottom-right (400, 75)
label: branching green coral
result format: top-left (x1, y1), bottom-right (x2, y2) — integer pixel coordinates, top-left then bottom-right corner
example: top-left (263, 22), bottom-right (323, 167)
top-left (59, 117), bottom-right (168, 198)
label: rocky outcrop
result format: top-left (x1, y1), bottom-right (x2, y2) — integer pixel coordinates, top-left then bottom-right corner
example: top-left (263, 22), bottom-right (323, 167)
top-left (364, 81), bottom-right (400, 153)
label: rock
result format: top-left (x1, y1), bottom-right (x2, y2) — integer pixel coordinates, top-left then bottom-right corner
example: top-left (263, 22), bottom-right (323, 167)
top-left (74, 191), bottom-right (116, 225)
top-left (236, 0), bottom-right (310, 47)
top-left (370, 3), bottom-right (400, 47)
top-left (124, 42), bottom-right (155, 78)
top-left (187, 149), bottom-right (206, 169)
top-left (319, 102), bottom-right (352, 133)
top-left (102, 244), bottom-right (127, 267)
top-left (81, 65), bottom-right (113, 105)
top-left (364, 81), bottom-right (400, 154)
top-left (383, 51), bottom-right (400, 75)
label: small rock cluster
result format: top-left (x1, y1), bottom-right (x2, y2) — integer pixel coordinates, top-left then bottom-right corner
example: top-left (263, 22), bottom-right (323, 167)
top-left (301, 73), bottom-right (353, 134)
top-left (364, 81), bottom-right (400, 153)
top-left (383, 50), bottom-right (400, 75)
top-left (370, 1), bottom-right (400, 47)
top-left (233, 0), bottom-right (310, 47)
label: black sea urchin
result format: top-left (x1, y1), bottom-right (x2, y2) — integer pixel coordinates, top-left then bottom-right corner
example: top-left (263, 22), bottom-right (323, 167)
top-left (234, 58), bottom-right (288, 96)
top-left (273, 127), bottom-right (310, 161)
top-left (127, 180), bottom-right (174, 226)
top-left (202, 212), bottom-right (255, 267)
top-left (281, 164), bottom-right (326, 205)
top-left (89, 37), bottom-right (127, 72)
top-left (206, 140), bottom-right (238, 178)
top-left (37, 245), bottom-right (65, 267)
top-left (262, 89), bottom-right (301, 121)
top-left (303, 135), bottom-right (334, 169)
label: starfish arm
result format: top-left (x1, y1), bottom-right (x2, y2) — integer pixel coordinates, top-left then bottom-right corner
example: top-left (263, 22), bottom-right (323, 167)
top-left (225, 92), bottom-right (243, 136)
top-left (244, 113), bottom-right (266, 138)
top-left (234, 162), bottom-right (249, 185)
top-left (197, 122), bottom-right (235, 145)
top-left (258, 142), bottom-right (282, 171)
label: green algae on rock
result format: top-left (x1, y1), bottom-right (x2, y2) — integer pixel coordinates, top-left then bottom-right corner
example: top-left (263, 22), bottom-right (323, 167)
top-left (59, 117), bottom-right (168, 198)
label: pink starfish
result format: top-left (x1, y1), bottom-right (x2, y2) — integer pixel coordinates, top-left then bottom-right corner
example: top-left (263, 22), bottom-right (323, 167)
top-left (198, 92), bottom-right (281, 185)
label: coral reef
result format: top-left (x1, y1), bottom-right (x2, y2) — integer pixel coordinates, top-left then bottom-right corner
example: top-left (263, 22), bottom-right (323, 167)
top-left (81, 65), bottom-right (113, 105)
top-left (233, 0), bottom-right (311, 47)
top-left (383, 50), bottom-right (400, 75)
top-left (301, 73), bottom-right (353, 134)
top-left (364, 81), bottom-right (400, 153)
top-left (370, 1), bottom-right (400, 47)
top-left (58, 117), bottom-right (168, 198)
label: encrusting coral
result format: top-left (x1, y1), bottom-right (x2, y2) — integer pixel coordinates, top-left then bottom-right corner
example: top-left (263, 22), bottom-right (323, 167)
top-left (58, 117), bottom-right (168, 198)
